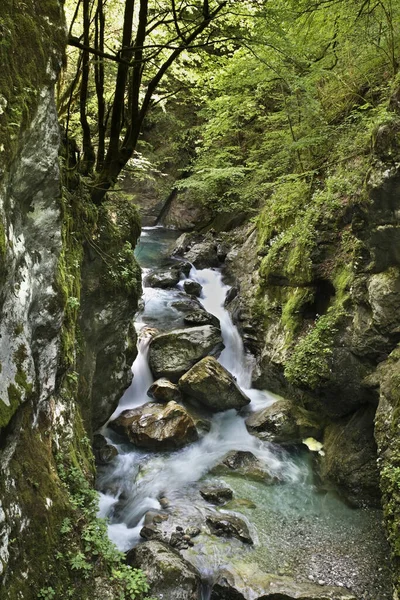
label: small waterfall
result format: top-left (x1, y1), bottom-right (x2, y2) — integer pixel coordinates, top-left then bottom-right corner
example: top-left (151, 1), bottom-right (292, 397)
top-left (98, 245), bottom-right (303, 560)
top-left (110, 329), bottom-right (154, 420)
top-left (189, 266), bottom-right (277, 411)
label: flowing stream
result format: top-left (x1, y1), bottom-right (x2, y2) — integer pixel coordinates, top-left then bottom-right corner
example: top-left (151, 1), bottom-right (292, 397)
top-left (97, 227), bottom-right (392, 599)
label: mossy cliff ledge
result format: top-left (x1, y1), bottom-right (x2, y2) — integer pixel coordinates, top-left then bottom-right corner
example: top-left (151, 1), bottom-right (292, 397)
top-left (0, 1), bottom-right (142, 597)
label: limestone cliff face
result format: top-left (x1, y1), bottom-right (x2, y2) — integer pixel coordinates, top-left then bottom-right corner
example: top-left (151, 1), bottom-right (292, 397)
top-left (0, 2), bottom-right (141, 596)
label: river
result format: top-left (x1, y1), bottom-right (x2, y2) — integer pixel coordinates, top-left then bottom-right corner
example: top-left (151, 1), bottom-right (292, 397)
top-left (96, 226), bottom-right (392, 600)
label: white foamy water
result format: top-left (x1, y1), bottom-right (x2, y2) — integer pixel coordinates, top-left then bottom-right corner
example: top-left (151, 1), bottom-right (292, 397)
top-left (99, 234), bottom-right (303, 555)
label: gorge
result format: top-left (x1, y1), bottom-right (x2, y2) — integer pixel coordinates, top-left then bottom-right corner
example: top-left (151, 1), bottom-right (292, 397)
top-left (0, 1), bottom-right (400, 599)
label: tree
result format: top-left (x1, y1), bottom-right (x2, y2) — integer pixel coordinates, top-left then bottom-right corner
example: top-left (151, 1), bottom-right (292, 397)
top-left (62, 0), bottom-right (233, 203)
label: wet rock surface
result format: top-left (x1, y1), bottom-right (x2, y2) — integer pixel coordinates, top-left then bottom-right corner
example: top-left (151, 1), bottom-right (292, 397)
top-left (147, 378), bottom-right (182, 403)
top-left (184, 309), bottom-right (220, 328)
top-left (246, 399), bottom-right (322, 444)
top-left (179, 356), bottom-right (250, 412)
top-left (212, 450), bottom-right (275, 482)
top-left (210, 565), bottom-right (357, 600)
top-left (183, 239), bottom-right (220, 269)
top-left (127, 540), bottom-right (201, 600)
top-left (200, 484), bottom-right (233, 505)
top-left (93, 434), bottom-right (118, 465)
top-left (184, 279), bottom-right (203, 296)
top-left (148, 325), bottom-right (224, 381)
top-left (145, 266), bottom-right (181, 288)
top-left (319, 405), bottom-right (381, 507)
top-left (109, 401), bottom-right (198, 450)
top-left (206, 513), bottom-right (253, 544)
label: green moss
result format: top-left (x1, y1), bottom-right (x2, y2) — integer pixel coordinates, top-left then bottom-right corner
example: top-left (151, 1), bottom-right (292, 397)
top-left (0, 0), bottom-right (65, 176)
top-left (281, 287), bottom-right (314, 339)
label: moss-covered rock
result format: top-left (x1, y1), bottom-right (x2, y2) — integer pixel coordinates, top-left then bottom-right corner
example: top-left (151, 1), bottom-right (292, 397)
top-left (374, 345), bottom-right (400, 593)
top-left (246, 398), bottom-right (322, 444)
top-left (127, 540), bottom-right (201, 600)
top-left (179, 356), bottom-right (250, 412)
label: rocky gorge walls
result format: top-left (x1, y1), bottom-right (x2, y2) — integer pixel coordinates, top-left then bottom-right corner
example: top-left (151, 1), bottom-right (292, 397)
top-left (0, 2), bottom-right (142, 597)
top-left (167, 116), bottom-right (400, 596)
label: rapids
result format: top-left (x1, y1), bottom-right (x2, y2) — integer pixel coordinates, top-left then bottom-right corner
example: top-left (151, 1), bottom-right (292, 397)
top-left (96, 226), bottom-right (392, 599)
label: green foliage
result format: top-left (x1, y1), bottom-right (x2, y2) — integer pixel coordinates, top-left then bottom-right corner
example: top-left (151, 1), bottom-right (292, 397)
top-left (284, 306), bottom-right (345, 389)
top-left (37, 587), bottom-right (56, 600)
top-left (51, 456), bottom-right (152, 599)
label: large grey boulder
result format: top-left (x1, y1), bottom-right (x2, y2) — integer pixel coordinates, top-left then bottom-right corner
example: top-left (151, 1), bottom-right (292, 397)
top-left (183, 279), bottom-right (202, 297)
top-left (145, 266), bottom-right (181, 289)
top-left (210, 565), bottom-right (357, 600)
top-left (246, 399), bottom-right (321, 444)
top-left (179, 356), bottom-right (250, 412)
top-left (127, 540), bottom-right (201, 600)
top-left (184, 309), bottom-right (220, 328)
top-left (109, 401), bottom-right (198, 450)
top-left (184, 240), bottom-right (220, 269)
top-left (148, 326), bottom-right (224, 382)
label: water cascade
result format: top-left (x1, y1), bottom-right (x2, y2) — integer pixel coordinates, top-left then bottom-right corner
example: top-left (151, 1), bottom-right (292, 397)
top-left (97, 227), bottom-right (391, 599)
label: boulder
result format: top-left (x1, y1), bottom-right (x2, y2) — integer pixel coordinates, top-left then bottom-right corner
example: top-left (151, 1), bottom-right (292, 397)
top-left (319, 405), bottom-right (381, 507)
top-left (179, 356), bottom-right (250, 412)
top-left (200, 484), bottom-right (233, 505)
top-left (246, 399), bottom-right (322, 444)
top-left (171, 297), bottom-right (204, 313)
top-left (184, 240), bottom-right (220, 269)
top-left (183, 280), bottom-right (202, 297)
top-left (184, 310), bottom-right (220, 328)
top-left (127, 540), bottom-right (201, 600)
top-left (140, 510), bottom-right (169, 541)
top-left (145, 266), bottom-right (181, 288)
top-left (175, 260), bottom-right (192, 277)
top-left (173, 232), bottom-right (197, 255)
top-left (211, 450), bottom-right (274, 483)
top-left (206, 513), bottom-right (253, 544)
top-left (147, 378), bottom-right (182, 403)
top-left (109, 401), bottom-right (198, 450)
top-left (210, 565), bottom-right (357, 600)
top-left (148, 326), bottom-right (224, 382)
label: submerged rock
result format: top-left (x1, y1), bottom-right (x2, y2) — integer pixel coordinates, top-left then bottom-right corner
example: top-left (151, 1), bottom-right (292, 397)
top-left (206, 513), bottom-right (253, 544)
top-left (211, 450), bottom-right (274, 482)
top-left (200, 484), bottom-right (233, 505)
top-left (179, 356), bottom-right (250, 412)
top-left (147, 378), bottom-right (182, 403)
top-left (109, 401), bottom-right (198, 450)
top-left (210, 564), bottom-right (357, 599)
top-left (184, 279), bottom-right (202, 297)
top-left (148, 325), bottom-right (224, 382)
top-left (127, 540), bottom-right (201, 600)
top-left (246, 399), bottom-right (322, 444)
